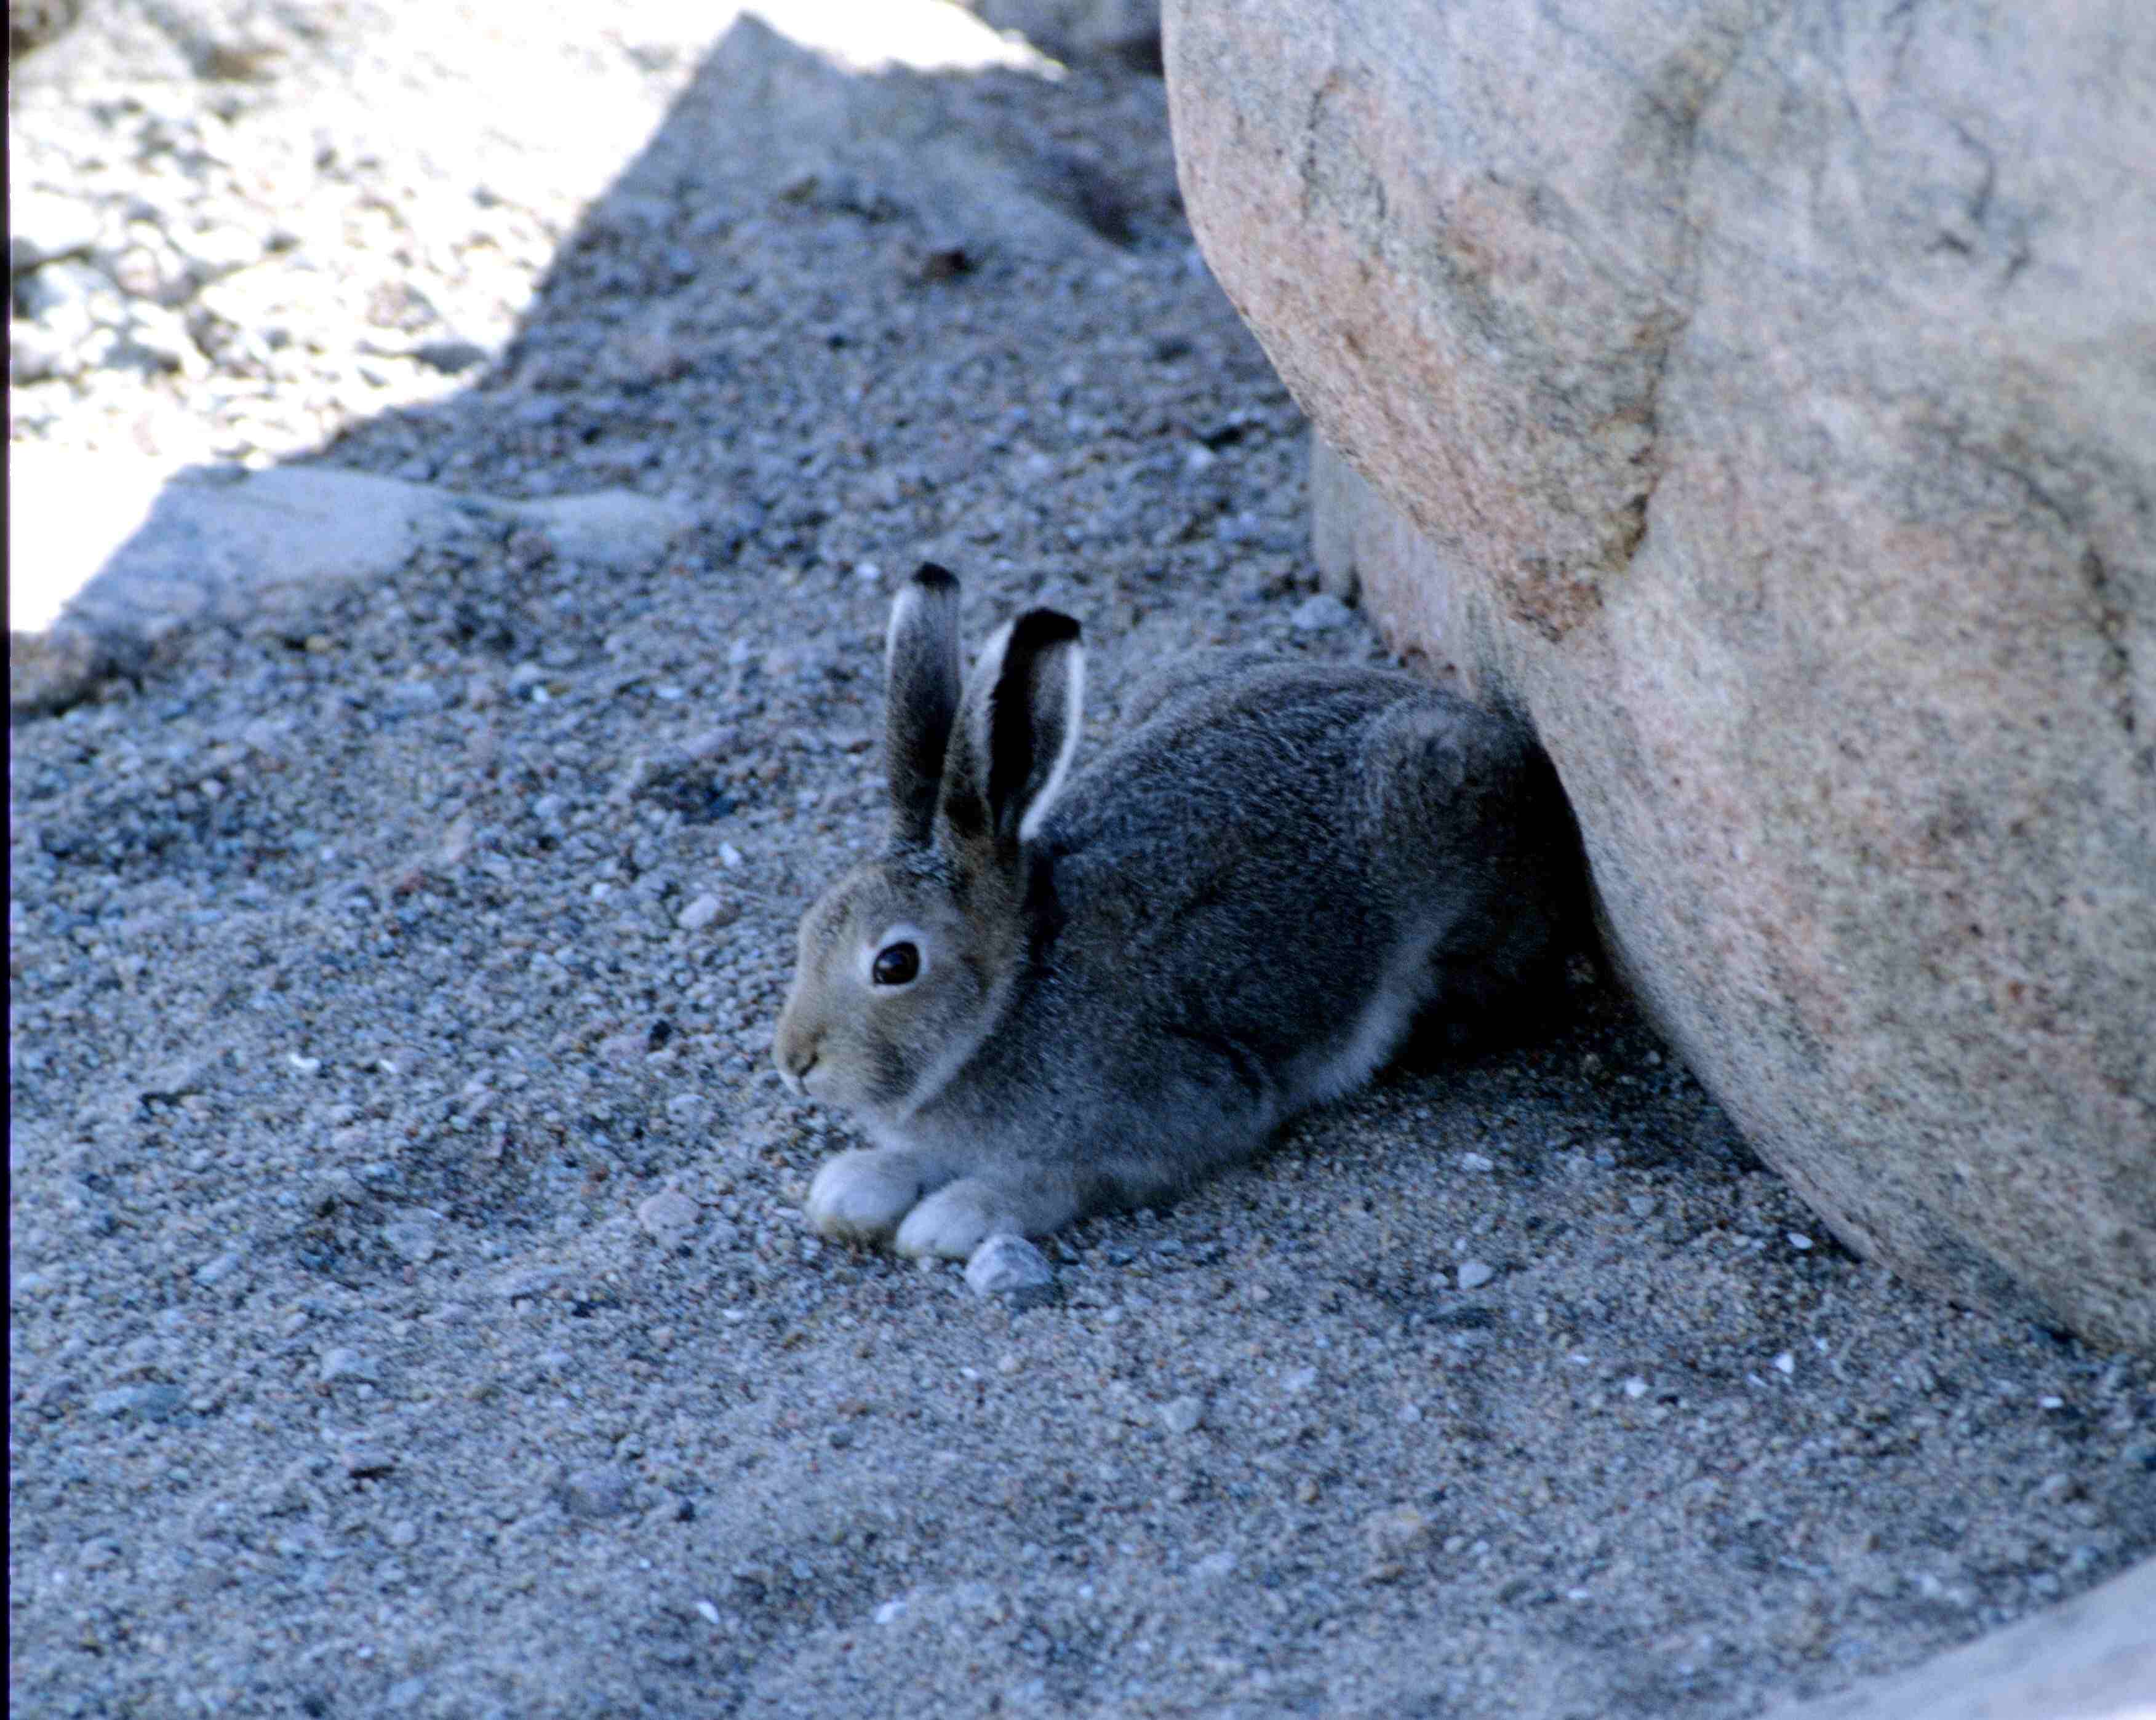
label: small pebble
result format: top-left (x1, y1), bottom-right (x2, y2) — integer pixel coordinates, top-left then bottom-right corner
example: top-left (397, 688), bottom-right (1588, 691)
top-left (637, 1189), bottom-right (701, 1244)
top-left (1457, 1260), bottom-right (1495, 1291)
top-left (90, 1383), bottom-right (185, 1422)
top-left (556, 1466), bottom-right (634, 1521)
top-left (381, 1217), bottom-right (439, 1265)
top-left (1364, 1507), bottom-right (1431, 1557)
top-left (677, 893), bottom-right (727, 931)
top-left (412, 338), bottom-right (489, 374)
top-left (1159, 1396), bottom-right (1205, 1436)
top-left (964, 1233), bottom-right (1058, 1307)
top-left (318, 1348), bottom-right (377, 1385)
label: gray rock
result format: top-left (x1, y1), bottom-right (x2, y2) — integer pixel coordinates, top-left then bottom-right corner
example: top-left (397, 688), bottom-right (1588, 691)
top-left (661, 16), bottom-right (1122, 265)
top-left (91, 1383), bottom-right (185, 1422)
top-left (1456, 1259), bottom-right (1494, 1291)
top-left (965, 1233), bottom-right (1058, 1306)
top-left (556, 1465), bottom-right (635, 1521)
top-left (382, 1216), bottom-right (440, 1265)
top-left (676, 892), bottom-right (737, 933)
top-left (514, 489), bottom-right (692, 574)
top-left (637, 1188), bottom-right (701, 1246)
top-left (1158, 1395), bottom-right (1205, 1436)
top-left (317, 1347), bottom-right (377, 1385)
top-left (7, 453), bottom-right (694, 716)
top-left (411, 338), bottom-right (490, 375)
top-left (1168, 0), bottom-right (2156, 1350)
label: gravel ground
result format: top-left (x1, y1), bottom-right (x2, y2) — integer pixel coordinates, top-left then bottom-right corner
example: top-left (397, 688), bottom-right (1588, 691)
top-left (10, 6), bottom-right (2154, 1717)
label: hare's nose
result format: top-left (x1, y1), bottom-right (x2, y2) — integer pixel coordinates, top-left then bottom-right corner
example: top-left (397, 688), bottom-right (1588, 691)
top-left (775, 1032), bottom-right (819, 1094)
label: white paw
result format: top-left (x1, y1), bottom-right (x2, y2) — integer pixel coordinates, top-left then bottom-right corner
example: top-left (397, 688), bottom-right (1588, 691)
top-left (804, 1149), bottom-right (930, 1243)
top-left (894, 1178), bottom-right (1023, 1261)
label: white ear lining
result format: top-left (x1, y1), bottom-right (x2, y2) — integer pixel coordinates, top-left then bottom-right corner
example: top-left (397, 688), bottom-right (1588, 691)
top-left (885, 581), bottom-right (932, 671)
top-left (1016, 643), bottom-right (1085, 844)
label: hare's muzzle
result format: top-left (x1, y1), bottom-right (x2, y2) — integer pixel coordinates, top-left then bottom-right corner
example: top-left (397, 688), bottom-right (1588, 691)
top-left (772, 1009), bottom-right (818, 1096)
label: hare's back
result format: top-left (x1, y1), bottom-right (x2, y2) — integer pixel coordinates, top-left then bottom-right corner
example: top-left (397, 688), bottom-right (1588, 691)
top-left (1032, 663), bottom-right (1443, 1046)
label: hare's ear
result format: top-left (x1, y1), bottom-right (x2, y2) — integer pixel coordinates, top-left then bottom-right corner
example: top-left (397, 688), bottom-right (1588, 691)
top-left (941, 607), bottom-right (1085, 857)
top-left (884, 564), bottom-right (963, 848)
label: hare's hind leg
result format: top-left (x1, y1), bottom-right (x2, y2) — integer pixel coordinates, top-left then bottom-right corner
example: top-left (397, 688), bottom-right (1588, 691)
top-left (1357, 693), bottom-right (1581, 1013)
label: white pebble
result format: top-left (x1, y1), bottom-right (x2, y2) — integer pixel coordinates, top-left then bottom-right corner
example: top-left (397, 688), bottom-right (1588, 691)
top-left (1788, 1232), bottom-right (1813, 1251)
top-left (1363, 1507), bottom-right (1430, 1556)
top-left (1159, 1395), bottom-right (1205, 1436)
top-left (638, 1189), bottom-right (701, 1244)
top-left (1773, 1350), bottom-right (1796, 1376)
top-left (1457, 1260), bottom-right (1495, 1291)
top-left (318, 1347), bottom-right (375, 1384)
top-left (965, 1233), bottom-right (1056, 1304)
top-left (381, 1218), bottom-right (439, 1265)
top-left (718, 842), bottom-right (745, 868)
top-left (677, 892), bottom-right (725, 931)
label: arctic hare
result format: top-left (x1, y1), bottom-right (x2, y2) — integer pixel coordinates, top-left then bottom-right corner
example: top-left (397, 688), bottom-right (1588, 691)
top-left (774, 563), bottom-right (1577, 1259)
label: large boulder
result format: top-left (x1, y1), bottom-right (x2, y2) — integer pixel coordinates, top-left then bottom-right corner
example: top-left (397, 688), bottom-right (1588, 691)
top-left (1166, 0), bottom-right (2155, 1348)
top-left (1760, 1554), bottom-right (2155, 1720)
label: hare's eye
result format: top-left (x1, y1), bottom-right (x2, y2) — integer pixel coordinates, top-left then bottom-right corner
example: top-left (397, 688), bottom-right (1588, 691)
top-left (871, 942), bottom-right (920, 987)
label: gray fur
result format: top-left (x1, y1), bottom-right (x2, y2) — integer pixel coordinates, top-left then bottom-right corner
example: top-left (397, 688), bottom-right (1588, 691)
top-left (773, 569), bottom-right (1581, 1259)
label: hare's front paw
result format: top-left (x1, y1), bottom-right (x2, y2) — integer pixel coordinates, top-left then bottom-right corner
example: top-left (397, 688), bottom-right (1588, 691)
top-left (805, 1149), bottom-right (938, 1244)
top-left (895, 1177), bottom-right (1053, 1261)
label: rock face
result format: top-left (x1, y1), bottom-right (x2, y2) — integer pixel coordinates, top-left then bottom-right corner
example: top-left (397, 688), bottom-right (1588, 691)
top-left (1166, 0), bottom-right (2156, 1348)
top-left (1759, 1554), bottom-right (2155, 1720)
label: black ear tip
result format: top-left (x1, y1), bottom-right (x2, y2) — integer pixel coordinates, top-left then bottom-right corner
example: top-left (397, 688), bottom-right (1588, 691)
top-left (912, 562), bottom-right (959, 592)
top-left (1009, 608), bottom-right (1082, 652)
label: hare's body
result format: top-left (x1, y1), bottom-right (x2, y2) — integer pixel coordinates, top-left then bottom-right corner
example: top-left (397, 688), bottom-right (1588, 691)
top-left (775, 568), bottom-right (1577, 1259)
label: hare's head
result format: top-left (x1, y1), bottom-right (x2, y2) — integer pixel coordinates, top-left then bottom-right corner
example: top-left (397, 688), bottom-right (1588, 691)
top-left (773, 565), bottom-right (1084, 1123)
